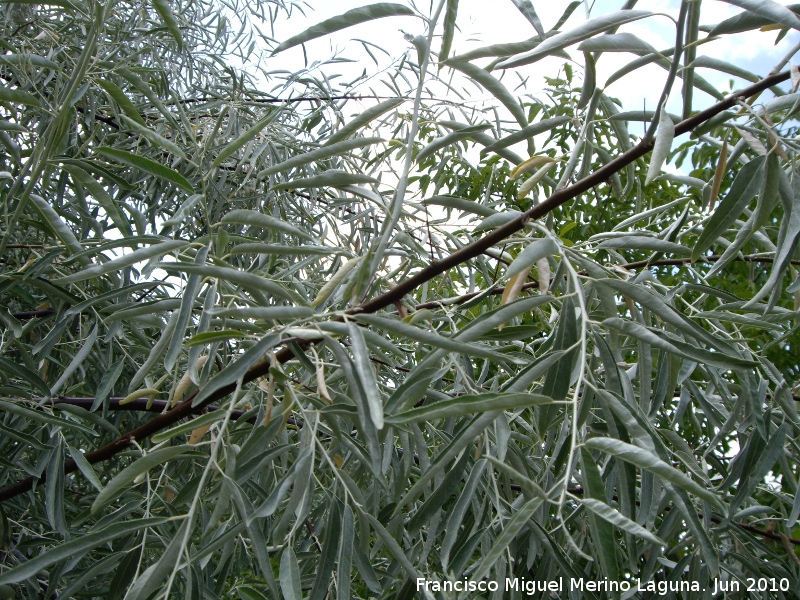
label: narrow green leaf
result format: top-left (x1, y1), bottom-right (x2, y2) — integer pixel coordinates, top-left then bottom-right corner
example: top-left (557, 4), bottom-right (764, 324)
top-left (709, 2), bottom-right (800, 35)
top-left (395, 411), bottom-right (498, 510)
top-left (0, 86), bottom-right (40, 107)
top-left (271, 169), bottom-right (379, 191)
top-left (577, 32), bottom-right (657, 53)
top-left (347, 321), bottom-right (384, 430)
top-left (229, 243), bottom-right (348, 256)
top-left (164, 246), bottom-right (208, 371)
top-left (124, 521), bottom-right (188, 600)
top-left (92, 446), bottom-right (199, 513)
top-left (279, 548), bottom-right (302, 600)
top-left (471, 497), bottom-right (542, 580)
top-left (209, 109), bottom-right (282, 171)
top-left (96, 147), bottom-right (194, 193)
top-left (497, 10), bottom-right (653, 68)
top-left (55, 240), bottom-right (188, 284)
top-left (95, 79), bottom-right (145, 125)
top-left (597, 235), bottom-right (690, 255)
top-left (603, 317), bottom-right (756, 369)
top-left (687, 55), bottom-right (761, 83)
top-left (219, 209), bottom-right (314, 240)
top-left (507, 238), bottom-right (558, 278)
top-left (480, 116), bottom-right (570, 155)
top-left (579, 52), bottom-right (595, 108)
top-left (442, 460), bottom-right (487, 567)
top-left (156, 263), bottom-right (295, 303)
top-left (596, 278), bottom-right (738, 355)
top-left (421, 195), bottom-right (497, 217)
top-left (719, 0), bottom-right (800, 31)
top-left (118, 115), bottom-right (186, 159)
top-left (0, 53), bottom-right (60, 70)
top-left (645, 106), bottom-right (674, 185)
top-left (581, 498), bottom-right (665, 545)
top-left (0, 400), bottom-right (95, 435)
top-left (273, 3), bottom-right (416, 54)
top-left (584, 437), bottom-right (724, 510)
top-left (362, 512), bottom-right (421, 579)
top-left (151, 0), bottom-right (184, 49)
top-left (0, 518), bottom-right (168, 585)
top-left (355, 314), bottom-right (521, 363)
top-left (192, 334), bottom-right (281, 407)
top-left (336, 504), bottom-right (355, 600)
top-left (447, 62), bottom-right (528, 128)
top-left (542, 296), bottom-right (579, 400)
top-left (387, 392), bottom-right (554, 424)
top-left (257, 137), bottom-right (382, 178)
top-left (61, 164), bottom-right (132, 236)
top-left (416, 124), bottom-right (492, 163)
top-left (45, 440), bottom-right (65, 534)
top-left (51, 324), bottom-right (98, 395)
top-left (439, 0), bottom-right (459, 63)
top-left (0, 358), bottom-right (51, 397)
top-left (30, 194), bottom-right (83, 258)
top-left (474, 210), bottom-right (523, 231)
top-left (692, 156), bottom-right (766, 260)
top-left (183, 330), bottom-right (248, 347)
top-left (579, 448), bottom-right (621, 581)
top-left (509, 0), bottom-right (544, 38)
top-left (324, 98), bottom-right (404, 146)
top-left (66, 444), bottom-right (103, 491)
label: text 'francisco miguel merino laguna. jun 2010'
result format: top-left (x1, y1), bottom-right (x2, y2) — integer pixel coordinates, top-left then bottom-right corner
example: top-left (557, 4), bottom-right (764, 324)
top-left (415, 575), bottom-right (792, 595)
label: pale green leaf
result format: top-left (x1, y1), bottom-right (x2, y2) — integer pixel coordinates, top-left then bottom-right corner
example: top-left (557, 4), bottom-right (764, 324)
top-left (96, 147), bottom-right (194, 193)
top-left (497, 10), bottom-right (653, 68)
top-left (257, 137), bottom-right (382, 178)
top-left (273, 3), bottom-right (416, 54)
top-left (386, 392), bottom-right (555, 424)
top-left (219, 209), bottom-right (314, 240)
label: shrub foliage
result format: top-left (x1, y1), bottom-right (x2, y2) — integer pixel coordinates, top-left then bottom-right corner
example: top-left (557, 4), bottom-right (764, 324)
top-left (0, 0), bottom-right (799, 597)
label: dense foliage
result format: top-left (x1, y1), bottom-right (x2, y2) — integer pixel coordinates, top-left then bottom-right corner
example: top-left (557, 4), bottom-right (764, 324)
top-left (1, 0), bottom-right (800, 597)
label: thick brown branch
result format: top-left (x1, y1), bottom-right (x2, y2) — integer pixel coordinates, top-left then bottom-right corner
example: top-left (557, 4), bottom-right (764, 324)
top-left (0, 70), bottom-right (790, 503)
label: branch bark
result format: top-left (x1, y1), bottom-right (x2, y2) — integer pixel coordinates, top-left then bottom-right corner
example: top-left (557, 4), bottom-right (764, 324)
top-left (0, 69), bottom-right (790, 503)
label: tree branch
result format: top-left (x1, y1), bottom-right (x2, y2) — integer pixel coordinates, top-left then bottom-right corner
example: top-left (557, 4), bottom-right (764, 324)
top-left (0, 69), bottom-right (790, 503)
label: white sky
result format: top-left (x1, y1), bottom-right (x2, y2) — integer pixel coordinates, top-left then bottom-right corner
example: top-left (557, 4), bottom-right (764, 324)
top-left (257, 0), bottom-right (800, 122)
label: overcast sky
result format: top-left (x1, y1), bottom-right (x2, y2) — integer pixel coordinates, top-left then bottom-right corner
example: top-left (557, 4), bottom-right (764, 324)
top-left (256, 0), bottom-right (800, 122)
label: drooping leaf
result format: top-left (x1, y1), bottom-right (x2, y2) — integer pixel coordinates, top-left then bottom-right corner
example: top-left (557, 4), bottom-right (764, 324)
top-left (0, 519), bottom-right (169, 585)
top-left (96, 147), bottom-right (194, 193)
top-left (273, 3), bottom-right (416, 54)
top-left (257, 137), bottom-right (383, 178)
top-left (209, 108), bottom-right (282, 171)
top-left (55, 240), bottom-right (189, 284)
top-left (386, 391), bottom-right (555, 424)
top-left (219, 209), bottom-right (314, 240)
top-left (91, 446), bottom-right (199, 513)
top-left (439, 0), bottom-right (459, 63)
top-left (645, 107), bottom-right (674, 185)
top-left (416, 124), bottom-right (492, 163)
top-left (324, 98), bottom-right (404, 146)
top-left (718, 0), bottom-right (800, 31)
top-left (447, 61), bottom-right (528, 128)
top-left (692, 155), bottom-right (766, 260)
top-left (151, 0), bottom-right (184, 49)
top-left (584, 437), bottom-right (724, 510)
top-left (271, 169), bottom-right (379, 191)
top-left (496, 10), bottom-right (653, 69)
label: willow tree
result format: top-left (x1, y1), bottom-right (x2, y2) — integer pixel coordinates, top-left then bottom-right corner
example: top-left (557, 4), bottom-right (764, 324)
top-left (1, 0), bottom-right (799, 597)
